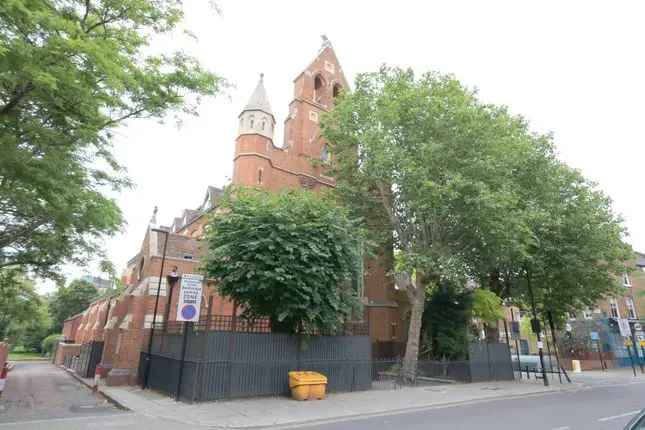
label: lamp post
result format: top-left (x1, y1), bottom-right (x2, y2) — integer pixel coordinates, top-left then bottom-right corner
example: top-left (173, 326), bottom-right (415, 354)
top-left (143, 227), bottom-right (170, 389)
top-left (164, 267), bottom-right (181, 333)
top-left (526, 269), bottom-right (549, 386)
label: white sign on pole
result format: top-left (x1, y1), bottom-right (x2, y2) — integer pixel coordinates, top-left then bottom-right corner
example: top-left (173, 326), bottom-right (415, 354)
top-left (176, 274), bottom-right (203, 322)
top-left (618, 318), bottom-right (632, 337)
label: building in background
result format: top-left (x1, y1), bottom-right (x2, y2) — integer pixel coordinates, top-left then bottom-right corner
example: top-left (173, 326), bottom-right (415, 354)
top-left (81, 275), bottom-right (113, 296)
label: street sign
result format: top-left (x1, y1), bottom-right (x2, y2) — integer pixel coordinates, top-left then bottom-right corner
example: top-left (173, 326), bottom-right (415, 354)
top-left (640, 340), bottom-right (645, 348)
top-left (634, 323), bottom-right (642, 331)
top-left (618, 318), bottom-right (632, 337)
top-left (590, 331), bottom-right (600, 341)
top-left (511, 321), bottom-right (520, 338)
top-left (176, 273), bottom-right (204, 322)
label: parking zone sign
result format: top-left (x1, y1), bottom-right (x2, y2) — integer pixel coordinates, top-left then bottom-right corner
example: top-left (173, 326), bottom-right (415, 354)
top-left (177, 274), bottom-right (203, 322)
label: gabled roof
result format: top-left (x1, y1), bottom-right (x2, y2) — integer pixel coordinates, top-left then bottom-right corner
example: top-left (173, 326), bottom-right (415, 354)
top-left (243, 74), bottom-right (273, 116)
top-left (201, 186), bottom-right (224, 212)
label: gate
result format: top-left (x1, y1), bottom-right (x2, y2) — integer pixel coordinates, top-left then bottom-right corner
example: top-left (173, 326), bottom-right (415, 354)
top-left (74, 341), bottom-right (104, 378)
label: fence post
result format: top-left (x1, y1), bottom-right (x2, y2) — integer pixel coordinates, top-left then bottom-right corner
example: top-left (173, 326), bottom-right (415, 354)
top-left (175, 322), bottom-right (192, 402)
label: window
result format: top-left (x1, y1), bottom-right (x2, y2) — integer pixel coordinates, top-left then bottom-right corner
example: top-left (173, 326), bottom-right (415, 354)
top-left (183, 254), bottom-right (193, 260)
top-left (568, 312), bottom-right (576, 321)
top-left (582, 309), bottom-right (593, 320)
top-left (249, 116), bottom-right (255, 128)
top-left (321, 144), bottom-right (330, 162)
top-left (610, 299), bottom-right (620, 318)
top-left (626, 298), bottom-right (637, 319)
top-left (623, 273), bottom-right (631, 287)
top-left (261, 118), bottom-right (266, 131)
top-left (333, 83), bottom-right (343, 99)
top-left (239, 117), bottom-right (244, 128)
top-left (314, 74), bottom-right (324, 104)
top-left (258, 168), bottom-right (263, 185)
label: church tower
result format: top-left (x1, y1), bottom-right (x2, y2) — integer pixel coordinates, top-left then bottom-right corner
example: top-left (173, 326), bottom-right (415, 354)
top-left (233, 74), bottom-right (275, 188)
top-left (284, 36), bottom-right (349, 160)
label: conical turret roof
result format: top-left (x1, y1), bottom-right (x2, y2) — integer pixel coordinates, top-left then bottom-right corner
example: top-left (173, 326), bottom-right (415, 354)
top-left (243, 73), bottom-right (273, 116)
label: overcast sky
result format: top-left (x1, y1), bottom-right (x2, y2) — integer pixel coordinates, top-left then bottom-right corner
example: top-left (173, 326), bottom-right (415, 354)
top-left (38, 0), bottom-right (645, 293)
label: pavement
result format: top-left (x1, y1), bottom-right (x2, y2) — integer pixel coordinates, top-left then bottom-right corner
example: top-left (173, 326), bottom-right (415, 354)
top-left (1, 362), bottom-right (644, 429)
top-left (97, 372), bottom-right (577, 428)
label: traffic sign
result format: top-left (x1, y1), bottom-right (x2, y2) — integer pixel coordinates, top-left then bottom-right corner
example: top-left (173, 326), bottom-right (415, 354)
top-left (640, 340), bottom-right (645, 348)
top-left (176, 273), bottom-right (204, 322)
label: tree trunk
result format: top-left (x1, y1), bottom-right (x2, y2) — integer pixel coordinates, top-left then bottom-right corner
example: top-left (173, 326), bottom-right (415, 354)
top-left (401, 275), bottom-right (426, 383)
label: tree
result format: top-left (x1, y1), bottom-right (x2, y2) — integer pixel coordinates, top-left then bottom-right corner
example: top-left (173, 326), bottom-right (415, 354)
top-left (203, 188), bottom-right (362, 334)
top-left (0, 268), bottom-right (41, 339)
top-left (8, 301), bottom-right (52, 352)
top-left (49, 279), bottom-right (98, 332)
top-left (0, 0), bottom-right (223, 277)
top-left (422, 285), bottom-right (473, 360)
top-left (322, 67), bottom-right (543, 379)
top-left (514, 160), bottom-right (630, 325)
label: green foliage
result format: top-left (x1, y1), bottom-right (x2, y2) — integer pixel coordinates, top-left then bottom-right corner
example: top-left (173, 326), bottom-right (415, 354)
top-left (471, 289), bottom-right (504, 324)
top-left (422, 286), bottom-right (473, 360)
top-left (323, 66), bottom-right (629, 370)
top-left (0, 0), bottom-right (223, 277)
top-left (203, 188), bottom-right (363, 334)
top-left (41, 333), bottom-right (63, 355)
top-left (0, 268), bottom-right (42, 340)
top-left (9, 302), bottom-right (52, 352)
top-left (49, 279), bottom-right (98, 332)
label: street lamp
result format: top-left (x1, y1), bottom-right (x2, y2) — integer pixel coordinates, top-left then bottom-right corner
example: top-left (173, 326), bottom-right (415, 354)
top-left (163, 267), bottom-right (181, 333)
top-left (143, 227), bottom-right (170, 389)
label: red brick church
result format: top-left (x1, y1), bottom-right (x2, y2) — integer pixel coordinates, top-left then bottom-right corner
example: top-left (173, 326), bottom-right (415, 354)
top-left (60, 39), bottom-right (406, 385)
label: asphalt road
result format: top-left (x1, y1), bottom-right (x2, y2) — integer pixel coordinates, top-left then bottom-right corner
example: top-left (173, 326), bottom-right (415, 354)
top-left (1, 362), bottom-right (644, 430)
top-left (300, 378), bottom-right (645, 430)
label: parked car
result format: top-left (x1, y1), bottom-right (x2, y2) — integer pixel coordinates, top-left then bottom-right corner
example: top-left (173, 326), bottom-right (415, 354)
top-left (624, 410), bottom-right (645, 429)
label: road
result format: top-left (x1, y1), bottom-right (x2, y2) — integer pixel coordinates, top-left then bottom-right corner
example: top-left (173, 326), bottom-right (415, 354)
top-left (0, 362), bottom-right (644, 429)
top-left (301, 376), bottom-right (645, 430)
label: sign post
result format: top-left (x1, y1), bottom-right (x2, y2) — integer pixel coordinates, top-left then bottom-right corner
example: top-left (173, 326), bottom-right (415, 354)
top-left (625, 338), bottom-right (637, 377)
top-left (510, 309), bottom-right (522, 380)
top-left (174, 273), bottom-right (203, 401)
top-left (590, 331), bottom-right (606, 371)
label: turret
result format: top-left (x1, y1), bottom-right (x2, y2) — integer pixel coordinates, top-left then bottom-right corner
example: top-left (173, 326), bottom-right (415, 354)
top-left (238, 73), bottom-right (275, 141)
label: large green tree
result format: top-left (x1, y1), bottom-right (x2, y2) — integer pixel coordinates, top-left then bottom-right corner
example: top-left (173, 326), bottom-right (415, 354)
top-left (322, 67), bottom-right (541, 378)
top-left (49, 278), bottom-right (98, 331)
top-left (203, 188), bottom-right (362, 334)
top-left (0, 268), bottom-right (41, 339)
top-left (517, 161), bottom-right (630, 325)
top-left (0, 0), bottom-right (222, 277)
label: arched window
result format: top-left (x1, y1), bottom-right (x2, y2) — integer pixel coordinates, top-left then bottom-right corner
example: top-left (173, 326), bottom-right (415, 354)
top-left (321, 144), bottom-right (330, 162)
top-left (314, 74), bottom-right (324, 104)
top-left (261, 119), bottom-right (266, 130)
top-left (239, 117), bottom-right (244, 128)
top-left (258, 168), bottom-right (263, 184)
top-left (249, 116), bottom-right (255, 129)
top-left (333, 83), bottom-right (343, 99)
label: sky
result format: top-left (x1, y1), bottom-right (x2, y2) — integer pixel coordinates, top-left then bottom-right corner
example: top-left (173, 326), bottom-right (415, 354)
top-left (37, 0), bottom-right (645, 293)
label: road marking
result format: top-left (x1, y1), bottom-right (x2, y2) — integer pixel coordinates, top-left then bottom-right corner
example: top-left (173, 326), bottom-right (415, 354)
top-left (598, 410), bottom-right (641, 422)
top-left (551, 427), bottom-right (570, 430)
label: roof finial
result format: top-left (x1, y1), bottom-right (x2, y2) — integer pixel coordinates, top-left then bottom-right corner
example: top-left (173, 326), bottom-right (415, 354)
top-left (320, 34), bottom-right (332, 50)
top-left (149, 206), bottom-right (158, 227)
top-left (259, 72), bottom-right (264, 82)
